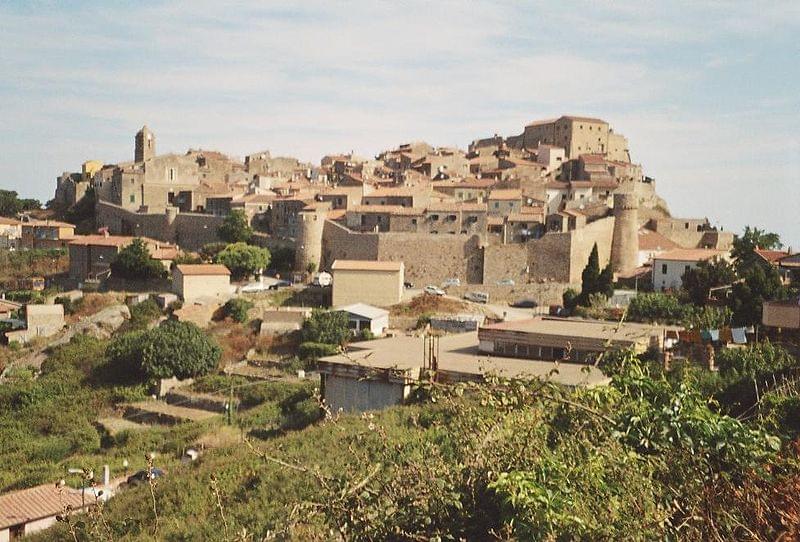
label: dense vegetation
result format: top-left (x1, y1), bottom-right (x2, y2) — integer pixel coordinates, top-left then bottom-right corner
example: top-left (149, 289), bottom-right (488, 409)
top-left (215, 242), bottom-right (271, 280)
top-left (0, 189), bottom-right (41, 217)
top-left (110, 238), bottom-right (167, 280)
top-left (217, 210), bottom-right (253, 244)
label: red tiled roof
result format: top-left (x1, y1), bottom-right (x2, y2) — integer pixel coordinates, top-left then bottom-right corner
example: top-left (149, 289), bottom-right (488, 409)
top-left (755, 249), bottom-right (791, 264)
top-left (0, 483), bottom-right (89, 530)
top-left (638, 229), bottom-right (679, 252)
top-left (487, 189), bottom-right (522, 200)
top-left (176, 264), bottom-right (231, 276)
top-left (653, 249), bottom-right (728, 262)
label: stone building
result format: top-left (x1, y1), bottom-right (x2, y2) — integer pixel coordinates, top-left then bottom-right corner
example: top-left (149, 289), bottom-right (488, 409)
top-left (172, 264), bottom-right (233, 303)
top-left (19, 219), bottom-right (75, 249)
top-left (68, 234), bottom-right (177, 280)
top-left (507, 115), bottom-right (630, 162)
top-left (331, 260), bottom-right (404, 307)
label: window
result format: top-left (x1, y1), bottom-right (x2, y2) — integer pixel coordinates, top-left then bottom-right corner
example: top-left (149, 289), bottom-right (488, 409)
top-left (661, 263), bottom-right (667, 274)
top-left (685, 265), bottom-right (691, 273)
top-left (685, 222), bottom-right (690, 229)
top-left (411, 218), bottom-right (417, 225)
top-left (129, 194), bottom-right (135, 203)
top-left (494, 202), bottom-right (500, 208)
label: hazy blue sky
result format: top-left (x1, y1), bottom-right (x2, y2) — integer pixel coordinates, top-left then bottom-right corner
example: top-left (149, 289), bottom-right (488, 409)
top-left (1, 1), bottom-right (798, 245)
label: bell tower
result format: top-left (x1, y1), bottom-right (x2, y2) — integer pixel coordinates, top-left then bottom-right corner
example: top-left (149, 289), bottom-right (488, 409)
top-left (135, 125), bottom-right (155, 163)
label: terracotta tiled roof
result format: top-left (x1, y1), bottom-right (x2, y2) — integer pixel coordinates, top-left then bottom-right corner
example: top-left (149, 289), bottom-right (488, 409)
top-left (653, 249), bottom-right (728, 262)
top-left (350, 205), bottom-right (421, 216)
top-left (0, 217), bottom-right (21, 226)
top-left (755, 249), bottom-right (791, 264)
top-left (578, 154), bottom-right (607, 165)
top-left (0, 483), bottom-right (89, 530)
top-left (487, 189), bottom-right (522, 200)
top-left (638, 229), bottom-right (679, 252)
top-left (23, 219), bottom-right (75, 229)
top-left (176, 264), bottom-right (231, 276)
top-left (331, 260), bottom-right (403, 272)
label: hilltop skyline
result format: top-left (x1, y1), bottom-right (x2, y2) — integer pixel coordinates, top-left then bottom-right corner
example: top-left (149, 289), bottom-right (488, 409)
top-left (1, 1), bottom-right (798, 244)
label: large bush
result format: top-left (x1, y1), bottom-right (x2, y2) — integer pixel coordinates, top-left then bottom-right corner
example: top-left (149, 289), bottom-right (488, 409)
top-left (301, 309), bottom-right (350, 345)
top-left (217, 210), bottom-right (253, 243)
top-left (627, 292), bottom-right (688, 324)
top-left (222, 297), bottom-right (254, 323)
top-left (107, 321), bottom-right (221, 380)
top-left (110, 238), bottom-right (166, 280)
top-left (215, 242), bottom-right (271, 280)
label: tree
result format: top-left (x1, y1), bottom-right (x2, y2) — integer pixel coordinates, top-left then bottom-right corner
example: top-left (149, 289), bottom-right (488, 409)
top-left (218, 210), bottom-right (253, 243)
top-left (580, 244), bottom-right (601, 298)
top-left (728, 265), bottom-right (784, 326)
top-left (200, 242), bottom-right (228, 262)
top-left (301, 309), bottom-right (350, 346)
top-left (682, 258), bottom-right (736, 305)
top-left (598, 262), bottom-right (614, 299)
top-left (215, 242), bottom-right (271, 280)
top-left (732, 226), bottom-right (782, 273)
top-left (0, 189), bottom-right (40, 217)
top-left (222, 297), bottom-right (254, 323)
top-left (140, 320), bottom-right (221, 379)
top-left (110, 238), bottom-right (166, 280)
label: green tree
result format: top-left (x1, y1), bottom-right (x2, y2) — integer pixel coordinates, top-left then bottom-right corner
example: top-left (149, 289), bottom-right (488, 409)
top-left (218, 210), bottom-right (253, 243)
top-left (0, 189), bottom-right (41, 217)
top-left (200, 242), bottom-right (227, 262)
top-left (580, 244), bottom-right (601, 299)
top-left (732, 226), bottom-right (782, 273)
top-left (215, 242), bottom-right (271, 280)
top-left (140, 320), bottom-right (222, 379)
top-left (728, 264), bottom-right (784, 326)
top-left (110, 238), bottom-right (166, 280)
top-left (682, 258), bottom-right (736, 305)
top-left (598, 262), bottom-right (614, 298)
top-left (222, 297), bottom-right (254, 323)
top-left (301, 309), bottom-right (350, 345)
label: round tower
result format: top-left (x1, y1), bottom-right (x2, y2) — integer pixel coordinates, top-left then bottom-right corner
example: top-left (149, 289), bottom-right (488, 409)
top-left (611, 192), bottom-right (639, 275)
top-left (135, 125), bottom-right (156, 163)
top-left (295, 208), bottom-right (325, 273)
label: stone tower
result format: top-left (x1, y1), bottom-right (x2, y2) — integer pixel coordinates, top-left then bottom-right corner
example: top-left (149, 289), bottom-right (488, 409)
top-left (135, 125), bottom-right (156, 163)
top-left (295, 208), bottom-right (325, 273)
top-left (611, 192), bottom-right (639, 275)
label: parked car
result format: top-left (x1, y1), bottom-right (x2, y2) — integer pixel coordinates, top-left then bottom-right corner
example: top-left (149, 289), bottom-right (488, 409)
top-left (267, 280), bottom-right (292, 290)
top-left (464, 291), bottom-right (490, 304)
top-left (404, 281), bottom-right (415, 289)
top-left (496, 278), bottom-right (515, 286)
top-left (240, 281), bottom-right (268, 293)
top-left (424, 285), bottom-right (446, 296)
top-left (511, 299), bottom-right (538, 308)
top-left (125, 468), bottom-right (166, 487)
top-left (441, 277), bottom-right (461, 288)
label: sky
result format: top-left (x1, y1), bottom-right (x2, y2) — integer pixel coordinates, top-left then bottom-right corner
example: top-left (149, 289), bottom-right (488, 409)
top-left (1, 1), bottom-right (798, 246)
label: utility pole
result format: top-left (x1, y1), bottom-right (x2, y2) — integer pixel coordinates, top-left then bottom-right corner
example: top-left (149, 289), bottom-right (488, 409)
top-left (227, 380), bottom-right (235, 426)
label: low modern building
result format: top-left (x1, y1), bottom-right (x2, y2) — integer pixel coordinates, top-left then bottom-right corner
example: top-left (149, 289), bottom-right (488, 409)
top-left (318, 331), bottom-right (609, 412)
top-left (260, 307), bottom-right (312, 335)
top-left (651, 248), bottom-right (729, 292)
top-left (478, 316), bottom-right (670, 363)
top-left (331, 260), bottom-right (404, 307)
top-left (0, 217), bottom-right (22, 250)
top-left (336, 303), bottom-right (390, 336)
top-left (172, 264), bottom-right (233, 303)
top-left (0, 483), bottom-right (90, 541)
top-left (4, 303), bottom-right (65, 344)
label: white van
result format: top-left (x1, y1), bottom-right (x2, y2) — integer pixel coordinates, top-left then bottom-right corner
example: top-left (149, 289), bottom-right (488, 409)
top-left (312, 272), bottom-right (332, 287)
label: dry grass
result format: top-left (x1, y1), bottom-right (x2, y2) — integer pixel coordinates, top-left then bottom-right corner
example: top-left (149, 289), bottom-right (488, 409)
top-left (208, 321), bottom-right (257, 365)
top-left (69, 292), bottom-right (122, 319)
top-left (390, 294), bottom-right (470, 318)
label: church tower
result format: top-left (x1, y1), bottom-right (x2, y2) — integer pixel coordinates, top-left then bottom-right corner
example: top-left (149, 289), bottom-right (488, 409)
top-left (135, 125), bottom-right (155, 163)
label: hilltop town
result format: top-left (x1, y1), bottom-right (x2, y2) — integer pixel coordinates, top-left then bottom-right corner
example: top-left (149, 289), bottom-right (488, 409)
top-left (0, 115), bottom-right (799, 540)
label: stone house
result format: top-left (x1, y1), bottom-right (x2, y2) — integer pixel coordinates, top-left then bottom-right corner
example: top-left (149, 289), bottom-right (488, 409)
top-left (68, 234), bottom-right (177, 281)
top-left (5, 304), bottom-right (65, 344)
top-left (19, 219), bottom-right (75, 250)
top-left (172, 264), bottom-right (233, 303)
top-left (331, 260), bottom-right (404, 307)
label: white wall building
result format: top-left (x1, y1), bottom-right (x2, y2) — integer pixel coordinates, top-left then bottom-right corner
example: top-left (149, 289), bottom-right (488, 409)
top-left (651, 249), bottom-right (729, 292)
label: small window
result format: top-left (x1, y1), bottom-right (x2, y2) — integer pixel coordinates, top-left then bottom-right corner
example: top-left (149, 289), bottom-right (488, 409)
top-left (661, 264), bottom-right (667, 274)
top-left (685, 265), bottom-right (691, 273)
top-left (129, 194), bottom-right (135, 203)
top-left (411, 218), bottom-right (417, 225)
top-left (685, 223), bottom-right (690, 229)
top-left (494, 202), bottom-right (499, 208)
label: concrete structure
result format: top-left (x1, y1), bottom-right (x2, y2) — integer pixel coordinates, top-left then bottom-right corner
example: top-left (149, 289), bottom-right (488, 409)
top-left (172, 264), bottom-right (232, 303)
top-left (337, 303), bottom-right (390, 336)
top-left (651, 248), bottom-right (729, 291)
top-left (610, 192), bottom-right (639, 275)
top-left (762, 299), bottom-right (800, 330)
top-left (430, 313), bottom-right (484, 333)
top-left (0, 217), bottom-right (21, 250)
top-left (5, 304), bottom-right (65, 344)
top-left (318, 332), bottom-right (608, 412)
top-left (0, 483), bottom-right (90, 541)
top-left (260, 308), bottom-right (311, 335)
top-left (479, 316), bottom-right (670, 363)
top-left (331, 260), bottom-right (404, 307)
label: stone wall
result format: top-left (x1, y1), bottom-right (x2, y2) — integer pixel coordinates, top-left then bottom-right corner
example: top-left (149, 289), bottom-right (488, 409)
top-left (529, 216), bottom-right (615, 283)
top-left (321, 220), bottom-right (380, 270)
top-left (483, 244), bottom-right (529, 285)
top-left (376, 233), bottom-right (483, 285)
top-left (96, 201), bottom-right (222, 250)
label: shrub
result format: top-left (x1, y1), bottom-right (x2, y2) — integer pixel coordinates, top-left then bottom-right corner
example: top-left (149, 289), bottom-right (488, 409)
top-left (301, 309), bottom-right (350, 345)
top-left (127, 298), bottom-right (163, 330)
top-left (140, 320), bottom-right (222, 379)
top-left (215, 242), bottom-right (271, 280)
top-left (54, 295), bottom-right (80, 315)
top-left (298, 341), bottom-right (339, 360)
top-left (415, 312), bottom-right (433, 329)
top-left (223, 298), bottom-right (254, 323)
top-left (359, 328), bottom-right (375, 341)
top-left (627, 292), bottom-right (689, 324)
top-left (110, 238), bottom-right (166, 280)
